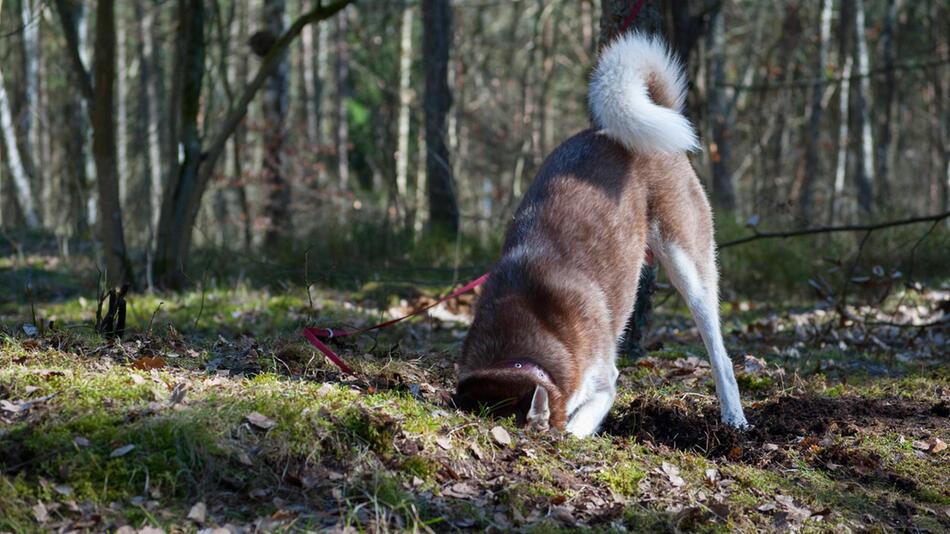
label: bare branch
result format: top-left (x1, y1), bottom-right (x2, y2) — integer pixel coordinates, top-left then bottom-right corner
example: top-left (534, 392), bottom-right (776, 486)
top-left (719, 210), bottom-right (950, 249)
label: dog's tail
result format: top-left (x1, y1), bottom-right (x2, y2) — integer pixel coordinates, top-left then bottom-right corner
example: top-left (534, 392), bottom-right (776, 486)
top-left (589, 32), bottom-right (699, 154)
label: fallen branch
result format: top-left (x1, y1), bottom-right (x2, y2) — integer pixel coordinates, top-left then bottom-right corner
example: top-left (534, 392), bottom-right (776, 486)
top-left (718, 210), bottom-right (950, 249)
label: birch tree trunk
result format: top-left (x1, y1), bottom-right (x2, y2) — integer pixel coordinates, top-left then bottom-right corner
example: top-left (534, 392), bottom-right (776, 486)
top-left (422, 0), bottom-right (458, 235)
top-left (394, 2), bottom-right (414, 223)
top-left (0, 68), bottom-right (40, 228)
top-left (799, 0), bottom-right (832, 223)
top-left (20, 0), bottom-right (40, 200)
top-left (260, 0), bottom-right (291, 247)
top-left (852, 0), bottom-right (874, 215)
top-left (116, 3), bottom-right (129, 208)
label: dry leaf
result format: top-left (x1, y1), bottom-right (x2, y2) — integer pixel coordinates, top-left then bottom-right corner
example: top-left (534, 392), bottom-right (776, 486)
top-left (490, 426), bottom-right (512, 447)
top-left (435, 437), bottom-right (453, 450)
top-left (661, 462), bottom-right (685, 487)
top-left (188, 502), bottom-right (207, 524)
top-left (912, 440), bottom-right (930, 451)
top-left (929, 437), bottom-right (947, 453)
top-left (32, 502), bottom-right (48, 523)
top-left (470, 443), bottom-right (485, 460)
top-left (110, 444), bottom-right (135, 458)
top-left (246, 411), bottom-right (276, 430)
top-left (130, 356), bottom-right (166, 371)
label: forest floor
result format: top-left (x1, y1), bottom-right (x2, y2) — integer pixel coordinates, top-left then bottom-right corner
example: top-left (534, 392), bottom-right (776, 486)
top-left (1, 252), bottom-right (948, 533)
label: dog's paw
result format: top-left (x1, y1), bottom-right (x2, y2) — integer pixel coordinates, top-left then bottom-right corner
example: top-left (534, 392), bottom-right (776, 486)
top-left (721, 412), bottom-right (750, 431)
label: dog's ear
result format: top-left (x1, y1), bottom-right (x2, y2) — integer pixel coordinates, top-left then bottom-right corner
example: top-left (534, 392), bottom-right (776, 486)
top-left (525, 385), bottom-right (550, 431)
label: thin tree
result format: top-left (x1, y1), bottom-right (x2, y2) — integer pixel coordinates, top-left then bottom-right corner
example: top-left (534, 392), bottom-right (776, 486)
top-left (152, 0), bottom-right (353, 289)
top-left (705, 3), bottom-right (737, 212)
top-left (0, 68), bottom-right (40, 228)
top-left (799, 0), bottom-right (832, 223)
top-left (875, 0), bottom-right (899, 206)
top-left (54, 0), bottom-right (134, 284)
top-left (259, 0), bottom-right (291, 246)
top-left (422, 0), bottom-right (459, 235)
top-left (394, 1), bottom-right (414, 223)
top-left (852, 0), bottom-right (875, 214)
top-left (829, 0), bottom-right (854, 225)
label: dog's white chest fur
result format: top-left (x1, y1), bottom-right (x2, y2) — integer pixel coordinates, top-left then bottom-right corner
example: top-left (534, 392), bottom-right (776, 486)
top-left (564, 360), bottom-right (619, 437)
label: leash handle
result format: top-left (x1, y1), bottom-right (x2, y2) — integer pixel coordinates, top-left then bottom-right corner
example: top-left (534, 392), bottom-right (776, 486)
top-left (303, 273), bottom-right (490, 377)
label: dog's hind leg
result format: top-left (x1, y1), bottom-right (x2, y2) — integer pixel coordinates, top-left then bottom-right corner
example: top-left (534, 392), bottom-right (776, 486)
top-left (654, 243), bottom-right (747, 427)
top-left (650, 204), bottom-right (748, 428)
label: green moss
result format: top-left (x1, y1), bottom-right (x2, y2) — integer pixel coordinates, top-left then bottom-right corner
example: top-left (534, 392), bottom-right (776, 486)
top-left (736, 373), bottom-right (775, 393)
top-left (400, 455), bottom-right (437, 481)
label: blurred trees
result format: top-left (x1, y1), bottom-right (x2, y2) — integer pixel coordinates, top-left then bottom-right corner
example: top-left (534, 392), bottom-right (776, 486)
top-left (0, 0), bottom-right (947, 288)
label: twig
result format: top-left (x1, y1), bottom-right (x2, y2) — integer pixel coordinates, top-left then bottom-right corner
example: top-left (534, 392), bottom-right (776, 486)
top-left (719, 210), bottom-right (950, 249)
top-left (146, 302), bottom-right (164, 339)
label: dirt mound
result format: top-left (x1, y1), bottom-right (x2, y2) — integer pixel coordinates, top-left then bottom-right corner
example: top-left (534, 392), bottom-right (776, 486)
top-left (604, 395), bottom-right (948, 465)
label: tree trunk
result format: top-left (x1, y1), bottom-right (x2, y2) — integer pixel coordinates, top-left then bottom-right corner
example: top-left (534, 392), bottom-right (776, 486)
top-left (798, 0), bottom-right (832, 223)
top-left (334, 8), bottom-right (350, 190)
top-left (422, 0), bottom-right (458, 235)
top-left (852, 0), bottom-right (874, 215)
top-left (875, 0), bottom-right (899, 208)
top-left (116, 3), bottom-right (129, 208)
top-left (20, 0), bottom-right (41, 216)
top-left (829, 0), bottom-right (854, 225)
top-left (57, 0), bottom-right (91, 236)
top-left (152, 0), bottom-right (353, 289)
top-left (0, 68), bottom-right (40, 228)
top-left (135, 0), bottom-right (163, 251)
top-left (706, 4), bottom-right (736, 212)
top-left (230, 0), bottom-right (253, 250)
top-left (89, 0), bottom-right (133, 284)
top-left (301, 0), bottom-right (318, 147)
top-left (316, 15), bottom-right (330, 185)
top-left (395, 2), bottom-right (414, 223)
top-left (261, 0), bottom-right (291, 247)
top-left (598, 0), bottom-right (664, 361)
top-left (154, 0), bottom-right (206, 289)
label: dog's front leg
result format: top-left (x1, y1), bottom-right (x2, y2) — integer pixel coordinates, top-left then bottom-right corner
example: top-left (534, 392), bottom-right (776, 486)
top-left (655, 244), bottom-right (748, 428)
top-left (565, 389), bottom-right (616, 437)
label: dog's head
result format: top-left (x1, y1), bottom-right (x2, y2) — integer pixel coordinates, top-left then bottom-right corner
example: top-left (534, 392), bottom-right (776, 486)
top-left (453, 359), bottom-right (566, 431)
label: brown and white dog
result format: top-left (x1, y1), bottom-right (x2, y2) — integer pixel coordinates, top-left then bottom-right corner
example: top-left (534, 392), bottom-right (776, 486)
top-left (454, 33), bottom-right (748, 436)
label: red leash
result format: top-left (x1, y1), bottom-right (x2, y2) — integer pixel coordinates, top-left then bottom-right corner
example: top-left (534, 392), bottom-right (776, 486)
top-left (303, 273), bottom-right (489, 377)
top-left (619, 0), bottom-right (648, 34)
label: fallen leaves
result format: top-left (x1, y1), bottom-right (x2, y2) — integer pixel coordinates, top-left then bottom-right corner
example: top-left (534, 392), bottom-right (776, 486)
top-left (659, 462), bottom-right (685, 487)
top-left (0, 393), bottom-right (56, 414)
top-left (490, 426), bottom-right (511, 447)
top-left (245, 411), bottom-right (276, 430)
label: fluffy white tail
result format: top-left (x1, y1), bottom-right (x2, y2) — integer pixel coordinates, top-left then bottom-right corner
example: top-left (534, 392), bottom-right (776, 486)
top-left (589, 33), bottom-right (699, 154)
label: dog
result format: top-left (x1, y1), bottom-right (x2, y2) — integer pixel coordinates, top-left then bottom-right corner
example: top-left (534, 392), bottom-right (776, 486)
top-left (453, 33), bottom-right (748, 437)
